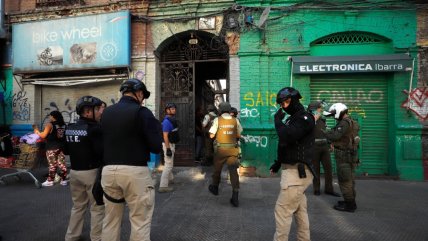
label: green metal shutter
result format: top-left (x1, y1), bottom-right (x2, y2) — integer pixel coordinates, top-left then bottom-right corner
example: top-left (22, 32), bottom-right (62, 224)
top-left (310, 74), bottom-right (389, 175)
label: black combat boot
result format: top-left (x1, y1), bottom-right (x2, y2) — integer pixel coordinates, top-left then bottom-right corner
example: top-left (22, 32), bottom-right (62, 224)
top-left (208, 185), bottom-right (219, 195)
top-left (337, 200), bottom-right (357, 209)
top-left (334, 200), bottom-right (357, 212)
top-left (230, 191), bottom-right (239, 207)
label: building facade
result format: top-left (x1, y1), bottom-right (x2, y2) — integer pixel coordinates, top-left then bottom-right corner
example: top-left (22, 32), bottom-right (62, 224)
top-left (0, 0), bottom-right (427, 180)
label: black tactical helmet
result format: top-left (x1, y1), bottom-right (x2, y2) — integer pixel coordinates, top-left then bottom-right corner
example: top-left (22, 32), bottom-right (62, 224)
top-left (120, 78), bottom-right (151, 99)
top-left (165, 103), bottom-right (177, 110)
top-left (76, 96), bottom-right (102, 115)
top-left (230, 107), bottom-right (238, 116)
top-left (218, 102), bottom-right (231, 113)
top-left (276, 87), bottom-right (302, 104)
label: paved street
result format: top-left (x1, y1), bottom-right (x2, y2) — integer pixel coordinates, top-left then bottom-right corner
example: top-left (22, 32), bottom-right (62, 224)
top-left (0, 166), bottom-right (427, 241)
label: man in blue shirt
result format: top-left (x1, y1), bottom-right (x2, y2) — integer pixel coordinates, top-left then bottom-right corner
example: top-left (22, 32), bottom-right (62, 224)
top-left (159, 103), bottom-right (180, 193)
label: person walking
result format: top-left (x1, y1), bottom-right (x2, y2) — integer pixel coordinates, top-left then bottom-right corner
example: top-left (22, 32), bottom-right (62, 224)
top-left (64, 96), bottom-right (105, 241)
top-left (307, 101), bottom-right (340, 197)
top-left (34, 110), bottom-right (67, 187)
top-left (159, 103), bottom-right (180, 193)
top-left (201, 104), bottom-right (217, 166)
top-left (270, 87), bottom-right (315, 241)
top-left (323, 103), bottom-right (358, 212)
top-left (101, 78), bottom-right (163, 241)
top-left (208, 102), bottom-right (243, 207)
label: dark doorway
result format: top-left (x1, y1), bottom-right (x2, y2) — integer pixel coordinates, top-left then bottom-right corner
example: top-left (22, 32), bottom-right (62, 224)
top-left (158, 31), bottom-right (229, 166)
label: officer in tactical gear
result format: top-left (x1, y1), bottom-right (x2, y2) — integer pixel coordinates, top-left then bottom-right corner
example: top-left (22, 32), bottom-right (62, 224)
top-left (307, 101), bottom-right (340, 197)
top-left (101, 78), bottom-right (163, 241)
top-left (270, 87), bottom-right (315, 241)
top-left (208, 102), bottom-right (243, 207)
top-left (323, 103), bottom-right (357, 212)
top-left (202, 104), bottom-right (218, 166)
top-left (159, 103), bottom-right (179, 193)
top-left (65, 96), bottom-right (105, 241)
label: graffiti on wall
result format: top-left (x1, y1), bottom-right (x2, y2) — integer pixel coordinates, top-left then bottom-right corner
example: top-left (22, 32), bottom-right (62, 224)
top-left (42, 99), bottom-right (78, 126)
top-left (12, 90), bottom-right (31, 121)
top-left (401, 87), bottom-right (428, 120)
top-left (241, 134), bottom-right (268, 148)
top-left (241, 91), bottom-right (277, 118)
top-left (42, 97), bottom-right (117, 126)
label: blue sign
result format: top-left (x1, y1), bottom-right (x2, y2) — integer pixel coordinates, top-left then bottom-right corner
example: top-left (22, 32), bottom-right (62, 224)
top-left (12, 11), bottom-right (130, 73)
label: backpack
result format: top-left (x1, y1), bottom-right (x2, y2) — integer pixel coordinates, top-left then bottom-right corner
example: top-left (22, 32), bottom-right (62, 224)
top-left (345, 118), bottom-right (361, 164)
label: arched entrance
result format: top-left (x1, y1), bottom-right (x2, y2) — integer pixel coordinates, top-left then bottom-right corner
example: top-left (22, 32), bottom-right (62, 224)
top-left (157, 30), bottom-right (229, 166)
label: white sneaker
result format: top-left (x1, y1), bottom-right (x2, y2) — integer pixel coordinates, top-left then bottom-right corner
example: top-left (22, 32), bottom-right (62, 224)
top-left (42, 180), bottom-right (54, 187)
top-left (60, 180), bottom-right (69, 186)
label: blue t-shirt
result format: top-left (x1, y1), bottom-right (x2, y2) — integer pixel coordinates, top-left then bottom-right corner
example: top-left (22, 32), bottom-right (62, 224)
top-left (162, 118), bottom-right (174, 133)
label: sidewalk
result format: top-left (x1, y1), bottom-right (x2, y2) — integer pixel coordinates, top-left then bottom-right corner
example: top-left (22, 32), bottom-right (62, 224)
top-left (0, 166), bottom-right (427, 241)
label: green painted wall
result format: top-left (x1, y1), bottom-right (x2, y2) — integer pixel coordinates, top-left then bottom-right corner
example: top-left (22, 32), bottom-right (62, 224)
top-left (0, 68), bottom-right (13, 125)
top-left (237, 1), bottom-right (423, 180)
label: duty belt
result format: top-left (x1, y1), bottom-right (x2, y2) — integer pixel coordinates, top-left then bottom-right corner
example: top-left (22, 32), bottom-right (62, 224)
top-left (216, 143), bottom-right (236, 148)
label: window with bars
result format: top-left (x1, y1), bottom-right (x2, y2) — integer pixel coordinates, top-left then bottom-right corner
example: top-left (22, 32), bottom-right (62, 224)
top-left (312, 32), bottom-right (390, 45)
top-left (36, 0), bottom-right (85, 8)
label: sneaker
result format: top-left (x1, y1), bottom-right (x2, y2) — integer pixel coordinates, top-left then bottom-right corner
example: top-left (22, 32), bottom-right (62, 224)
top-left (42, 180), bottom-right (54, 187)
top-left (158, 187), bottom-right (174, 193)
top-left (60, 180), bottom-right (69, 186)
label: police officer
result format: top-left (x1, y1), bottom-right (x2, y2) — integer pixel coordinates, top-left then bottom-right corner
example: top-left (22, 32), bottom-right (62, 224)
top-left (208, 102), bottom-right (243, 207)
top-left (202, 104), bottom-right (218, 166)
top-left (323, 103), bottom-right (357, 212)
top-left (270, 87), bottom-right (315, 241)
top-left (65, 96), bottom-right (105, 241)
top-left (307, 101), bottom-right (340, 197)
top-left (101, 79), bottom-right (163, 241)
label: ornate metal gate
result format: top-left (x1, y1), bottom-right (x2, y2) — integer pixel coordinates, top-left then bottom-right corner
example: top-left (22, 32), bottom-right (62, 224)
top-left (160, 62), bottom-right (195, 166)
top-left (159, 30), bottom-right (228, 166)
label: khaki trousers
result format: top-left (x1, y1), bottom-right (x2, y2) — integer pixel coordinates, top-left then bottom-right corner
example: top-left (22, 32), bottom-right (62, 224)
top-left (274, 164), bottom-right (313, 241)
top-left (160, 143), bottom-right (175, 188)
top-left (65, 169), bottom-right (104, 241)
top-left (101, 165), bottom-right (155, 241)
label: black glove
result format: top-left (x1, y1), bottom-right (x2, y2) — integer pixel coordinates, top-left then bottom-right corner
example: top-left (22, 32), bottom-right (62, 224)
top-left (166, 148), bottom-right (172, 157)
top-left (274, 109), bottom-right (285, 126)
top-left (270, 160), bottom-right (282, 173)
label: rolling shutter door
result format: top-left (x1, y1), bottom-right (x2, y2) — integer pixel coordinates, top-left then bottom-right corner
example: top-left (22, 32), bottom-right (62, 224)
top-left (310, 74), bottom-right (389, 175)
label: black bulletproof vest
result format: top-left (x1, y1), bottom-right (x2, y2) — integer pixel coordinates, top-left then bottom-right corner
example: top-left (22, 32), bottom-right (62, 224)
top-left (65, 119), bottom-right (101, 170)
top-left (278, 110), bottom-right (314, 166)
top-left (102, 99), bottom-right (149, 166)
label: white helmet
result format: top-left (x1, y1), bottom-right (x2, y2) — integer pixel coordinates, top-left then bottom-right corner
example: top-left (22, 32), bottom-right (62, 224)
top-left (323, 103), bottom-right (348, 120)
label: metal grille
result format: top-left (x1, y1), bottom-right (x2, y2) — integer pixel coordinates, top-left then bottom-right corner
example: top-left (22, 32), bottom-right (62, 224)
top-left (36, 0), bottom-right (85, 7)
top-left (161, 35), bottom-right (228, 62)
top-left (312, 32), bottom-right (388, 45)
top-left (311, 75), bottom-right (389, 175)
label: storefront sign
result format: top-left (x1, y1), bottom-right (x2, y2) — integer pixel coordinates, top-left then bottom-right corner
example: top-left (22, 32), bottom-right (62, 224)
top-left (12, 11), bottom-right (130, 73)
top-left (292, 54), bottom-right (412, 74)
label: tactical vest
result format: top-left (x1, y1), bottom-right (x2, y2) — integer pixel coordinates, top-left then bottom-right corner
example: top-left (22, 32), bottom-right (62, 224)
top-left (332, 117), bottom-right (353, 150)
top-left (278, 110), bottom-right (315, 166)
top-left (45, 121), bottom-right (66, 150)
top-left (65, 119), bottom-right (101, 170)
top-left (102, 100), bottom-right (150, 166)
top-left (215, 117), bottom-right (237, 144)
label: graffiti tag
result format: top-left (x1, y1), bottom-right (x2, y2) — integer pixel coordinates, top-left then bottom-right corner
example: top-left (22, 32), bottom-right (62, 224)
top-left (242, 134), bottom-right (268, 148)
top-left (401, 87), bottom-right (428, 120)
top-left (12, 91), bottom-right (31, 121)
